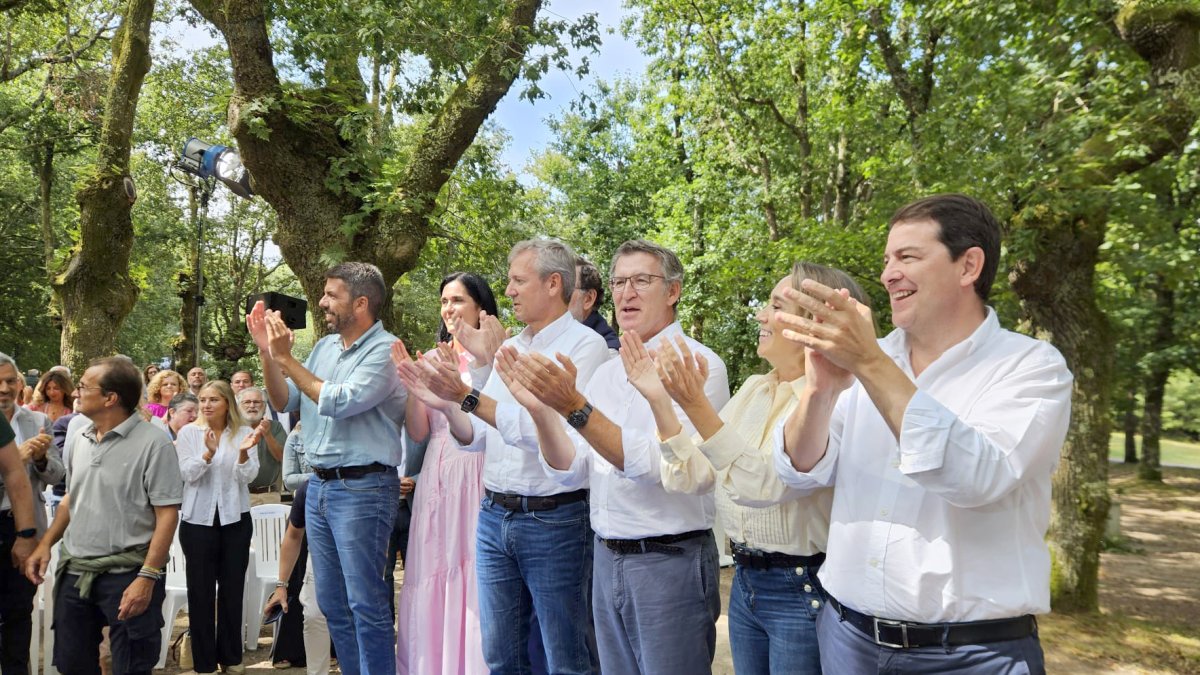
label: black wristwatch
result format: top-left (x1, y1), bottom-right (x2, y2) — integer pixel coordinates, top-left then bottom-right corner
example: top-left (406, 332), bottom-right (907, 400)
top-left (15, 528), bottom-right (36, 539)
top-left (566, 402), bottom-right (594, 429)
top-left (460, 388), bottom-right (481, 414)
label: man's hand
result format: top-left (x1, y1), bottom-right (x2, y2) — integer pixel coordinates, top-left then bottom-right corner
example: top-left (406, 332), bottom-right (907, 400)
top-left (454, 311), bottom-right (508, 366)
top-left (24, 544), bottom-right (51, 584)
top-left (18, 433), bottom-right (51, 464)
top-left (777, 282), bottom-right (880, 377)
top-left (495, 347), bottom-right (549, 414)
top-left (654, 335), bottom-right (709, 408)
top-left (400, 476), bottom-right (416, 495)
top-left (117, 576), bottom-right (155, 621)
top-left (264, 310), bottom-right (296, 363)
top-left (246, 300), bottom-right (272, 354)
top-left (513, 352), bottom-right (584, 417)
top-left (395, 352), bottom-right (455, 412)
top-left (618, 331), bottom-right (668, 403)
top-left (11, 536), bottom-right (35, 570)
top-left (265, 585), bottom-right (288, 615)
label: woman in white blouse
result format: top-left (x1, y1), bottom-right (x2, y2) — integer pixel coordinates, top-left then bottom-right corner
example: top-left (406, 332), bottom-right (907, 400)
top-left (176, 380), bottom-right (262, 674)
top-left (626, 262), bottom-right (867, 675)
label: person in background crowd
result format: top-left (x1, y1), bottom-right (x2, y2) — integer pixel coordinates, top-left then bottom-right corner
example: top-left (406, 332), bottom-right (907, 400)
top-left (773, 194), bottom-right (1072, 672)
top-left (230, 371), bottom-right (253, 395)
top-left (144, 370), bottom-right (184, 419)
top-left (237, 386), bottom-right (287, 505)
top-left (281, 422), bottom-right (310, 491)
top-left (25, 357), bottom-right (180, 675)
top-left (165, 392), bottom-right (199, 442)
top-left (175, 380), bottom-right (261, 674)
top-left (394, 271), bottom-right (499, 675)
top-left (568, 257), bottom-right (619, 354)
top-left (187, 367), bottom-right (208, 396)
top-left (264, 479), bottom-right (331, 675)
top-left (0, 351), bottom-right (63, 674)
top-left (142, 364), bottom-right (160, 386)
top-left (29, 369), bottom-right (75, 423)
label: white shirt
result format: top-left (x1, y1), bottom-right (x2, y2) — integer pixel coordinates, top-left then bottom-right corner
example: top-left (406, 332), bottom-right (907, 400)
top-left (661, 372), bottom-right (832, 556)
top-left (773, 309), bottom-right (1072, 622)
top-left (542, 322), bottom-right (731, 539)
top-left (176, 423), bottom-right (259, 526)
top-left (459, 310), bottom-right (610, 496)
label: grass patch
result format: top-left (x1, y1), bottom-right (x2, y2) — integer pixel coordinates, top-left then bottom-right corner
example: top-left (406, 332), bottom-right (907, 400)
top-left (1109, 434), bottom-right (1200, 468)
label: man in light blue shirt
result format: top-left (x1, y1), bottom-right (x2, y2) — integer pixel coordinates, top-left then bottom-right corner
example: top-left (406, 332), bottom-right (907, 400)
top-left (248, 261), bottom-right (406, 675)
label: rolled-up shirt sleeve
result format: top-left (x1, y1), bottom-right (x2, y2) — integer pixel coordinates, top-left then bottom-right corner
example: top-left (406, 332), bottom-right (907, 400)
top-left (316, 341), bottom-right (404, 419)
top-left (898, 348), bottom-right (1072, 508)
top-left (772, 394), bottom-right (843, 493)
top-left (659, 433), bottom-right (716, 495)
top-left (537, 425), bottom-right (591, 491)
top-left (495, 402), bottom-right (542, 453)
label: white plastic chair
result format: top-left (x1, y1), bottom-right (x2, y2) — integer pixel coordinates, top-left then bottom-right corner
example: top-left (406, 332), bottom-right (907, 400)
top-left (156, 529), bottom-right (189, 669)
top-left (243, 503), bottom-right (289, 649)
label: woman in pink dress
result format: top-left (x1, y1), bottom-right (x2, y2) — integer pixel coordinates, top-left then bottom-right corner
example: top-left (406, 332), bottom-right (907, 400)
top-left (394, 272), bottom-right (499, 675)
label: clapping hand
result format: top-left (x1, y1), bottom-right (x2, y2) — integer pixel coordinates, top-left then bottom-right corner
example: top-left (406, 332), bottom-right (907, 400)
top-left (239, 425), bottom-right (264, 453)
top-left (494, 346), bottom-right (548, 414)
top-left (510, 352), bottom-right (584, 416)
top-left (619, 331), bottom-right (668, 403)
top-left (777, 284), bottom-right (870, 394)
top-left (393, 341), bottom-right (455, 411)
top-left (18, 433), bottom-right (51, 464)
top-left (655, 335), bottom-right (709, 408)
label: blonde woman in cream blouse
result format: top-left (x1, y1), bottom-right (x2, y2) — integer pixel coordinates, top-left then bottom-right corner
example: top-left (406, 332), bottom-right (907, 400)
top-left (625, 261), bottom-right (868, 675)
top-left (175, 380), bottom-right (262, 674)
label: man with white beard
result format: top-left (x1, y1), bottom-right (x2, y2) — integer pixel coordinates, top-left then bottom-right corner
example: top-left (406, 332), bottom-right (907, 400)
top-left (237, 385), bottom-right (288, 505)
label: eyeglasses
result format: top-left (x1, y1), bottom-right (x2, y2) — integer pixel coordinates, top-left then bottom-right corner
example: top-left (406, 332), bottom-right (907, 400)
top-left (240, 400), bottom-right (265, 406)
top-left (76, 382), bottom-right (104, 394)
top-left (609, 274), bottom-right (666, 293)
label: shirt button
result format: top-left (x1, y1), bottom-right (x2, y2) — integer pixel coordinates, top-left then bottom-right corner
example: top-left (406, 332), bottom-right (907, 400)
top-left (811, 599), bottom-right (821, 609)
top-left (870, 559), bottom-right (879, 568)
top-left (794, 567), bottom-right (804, 576)
top-left (880, 509), bottom-right (888, 517)
top-left (804, 584), bottom-right (813, 593)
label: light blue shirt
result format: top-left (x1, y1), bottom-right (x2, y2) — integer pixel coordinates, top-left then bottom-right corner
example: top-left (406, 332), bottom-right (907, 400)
top-left (283, 320), bottom-right (407, 468)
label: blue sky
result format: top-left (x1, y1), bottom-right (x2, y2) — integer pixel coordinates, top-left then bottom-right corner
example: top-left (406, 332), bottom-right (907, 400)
top-left (491, 0), bottom-right (649, 172)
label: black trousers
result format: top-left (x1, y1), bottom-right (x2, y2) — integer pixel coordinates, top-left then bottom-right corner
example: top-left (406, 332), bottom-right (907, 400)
top-left (179, 511), bottom-right (252, 673)
top-left (270, 536), bottom-right (307, 666)
top-left (0, 511), bottom-right (36, 675)
top-left (53, 570), bottom-right (165, 675)
top-left (385, 497), bottom-right (412, 621)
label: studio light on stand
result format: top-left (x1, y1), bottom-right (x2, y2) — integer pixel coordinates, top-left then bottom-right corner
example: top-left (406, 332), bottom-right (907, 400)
top-left (170, 137), bottom-right (255, 368)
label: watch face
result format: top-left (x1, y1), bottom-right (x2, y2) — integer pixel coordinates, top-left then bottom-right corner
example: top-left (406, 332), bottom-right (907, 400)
top-left (460, 390), bottom-right (480, 413)
top-left (568, 404), bottom-right (591, 429)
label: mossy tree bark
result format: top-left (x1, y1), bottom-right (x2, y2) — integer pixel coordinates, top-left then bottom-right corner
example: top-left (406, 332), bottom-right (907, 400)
top-left (1010, 0), bottom-right (1200, 612)
top-left (51, 0), bottom-right (154, 374)
top-left (187, 0), bottom-right (543, 334)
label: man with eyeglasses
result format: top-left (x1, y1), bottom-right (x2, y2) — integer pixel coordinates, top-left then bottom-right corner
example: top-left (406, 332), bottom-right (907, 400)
top-left (237, 386), bottom-right (288, 505)
top-left (401, 238), bottom-right (609, 674)
top-left (496, 239), bottom-right (731, 674)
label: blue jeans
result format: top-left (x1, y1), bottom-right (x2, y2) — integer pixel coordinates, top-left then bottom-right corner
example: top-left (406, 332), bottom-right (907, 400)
top-left (476, 496), bottom-right (595, 675)
top-left (306, 470), bottom-right (400, 675)
top-left (728, 562), bottom-right (825, 674)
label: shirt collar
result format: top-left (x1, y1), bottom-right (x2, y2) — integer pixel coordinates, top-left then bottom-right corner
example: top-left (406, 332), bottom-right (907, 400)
top-left (344, 320), bottom-right (384, 352)
top-left (639, 321), bottom-right (685, 349)
top-left (881, 307), bottom-right (1000, 366)
top-left (84, 411), bottom-right (141, 442)
top-left (516, 310), bottom-right (576, 350)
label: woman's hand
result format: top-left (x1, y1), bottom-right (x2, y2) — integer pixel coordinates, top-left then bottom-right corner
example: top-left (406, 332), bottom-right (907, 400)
top-left (655, 335), bottom-right (710, 410)
top-left (203, 428), bottom-right (218, 463)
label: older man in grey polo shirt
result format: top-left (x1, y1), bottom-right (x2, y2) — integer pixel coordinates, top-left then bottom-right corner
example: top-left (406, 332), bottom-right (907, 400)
top-left (25, 357), bottom-right (182, 675)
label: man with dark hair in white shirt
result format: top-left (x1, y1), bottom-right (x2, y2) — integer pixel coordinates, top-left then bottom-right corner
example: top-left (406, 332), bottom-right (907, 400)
top-left (497, 239), bottom-right (731, 674)
top-left (773, 194), bottom-right (1072, 673)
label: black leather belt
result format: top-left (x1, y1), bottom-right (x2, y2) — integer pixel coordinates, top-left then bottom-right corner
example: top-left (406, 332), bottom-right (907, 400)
top-left (731, 542), bottom-right (825, 570)
top-left (827, 595), bottom-right (1037, 649)
top-left (485, 489), bottom-right (587, 512)
top-left (312, 463), bottom-right (391, 480)
top-left (248, 485), bottom-right (277, 494)
top-left (601, 529), bottom-right (709, 555)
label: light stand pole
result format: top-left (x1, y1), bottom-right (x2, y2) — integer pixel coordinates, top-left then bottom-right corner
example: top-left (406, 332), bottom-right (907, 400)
top-left (193, 177), bottom-right (215, 368)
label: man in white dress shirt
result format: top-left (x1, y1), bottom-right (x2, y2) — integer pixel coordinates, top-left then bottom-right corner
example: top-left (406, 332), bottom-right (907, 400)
top-left (500, 239), bottom-right (731, 674)
top-left (409, 238), bottom-right (609, 675)
top-left (773, 194), bottom-right (1072, 673)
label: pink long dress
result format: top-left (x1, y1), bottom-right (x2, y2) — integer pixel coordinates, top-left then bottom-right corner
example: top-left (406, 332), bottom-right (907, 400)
top-left (397, 359), bottom-right (488, 674)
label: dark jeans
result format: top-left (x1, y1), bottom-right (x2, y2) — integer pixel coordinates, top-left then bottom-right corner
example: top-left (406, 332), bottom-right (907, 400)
top-left (179, 512), bottom-right (252, 673)
top-left (0, 512), bottom-right (36, 675)
top-left (53, 571), bottom-right (165, 675)
top-left (386, 497), bottom-right (412, 621)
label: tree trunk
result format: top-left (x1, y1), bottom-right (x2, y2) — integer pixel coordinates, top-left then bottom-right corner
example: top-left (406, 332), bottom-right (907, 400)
top-left (35, 140), bottom-right (54, 272)
top-left (174, 185), bottom-right (200, 370)
top-left (1122, 390), bottom-right (1139, 463)
top-left (51, 0), bottom-right (154, 373)
top-left (188, 0), bottom-right (543, 335)
top-left (1138, 279), bottom-right (1174, 482)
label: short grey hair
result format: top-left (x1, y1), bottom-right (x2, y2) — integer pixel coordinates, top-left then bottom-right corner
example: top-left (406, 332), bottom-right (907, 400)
top-left (508, 238), bottom-right (577, 303)
top-left (236, 385), bottom-right (266, 403)
top-left (0, 352), bottom-right (18, 376)
top-left (610, 239), bottom-right (685, 284)
top-left (326, 261), bottom-right (387, 320)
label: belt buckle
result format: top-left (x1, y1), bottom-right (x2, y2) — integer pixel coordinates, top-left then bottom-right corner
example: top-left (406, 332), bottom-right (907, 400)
top-left (873, 618), bottom-right (909, 649)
